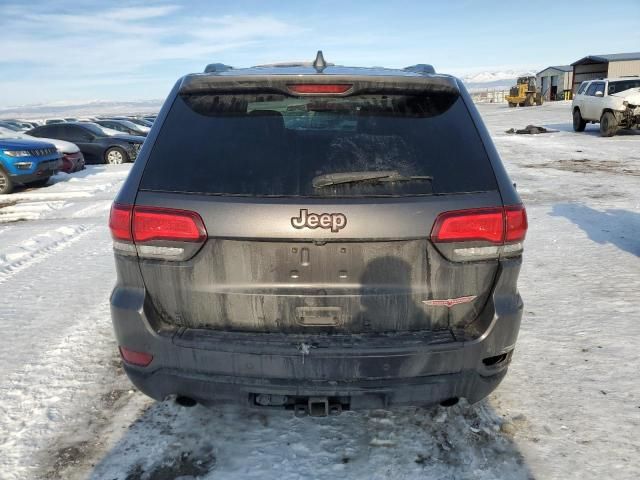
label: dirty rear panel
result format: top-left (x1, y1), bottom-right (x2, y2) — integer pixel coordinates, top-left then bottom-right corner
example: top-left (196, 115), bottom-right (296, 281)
top-left (132, 77), bottom-right (504, 335)
top-left (134, 198), bottom-right (501, 333)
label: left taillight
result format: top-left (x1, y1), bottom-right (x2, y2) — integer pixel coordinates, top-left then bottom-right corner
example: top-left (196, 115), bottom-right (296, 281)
top-left (132, 207), bottom-right (206, 243)
top-left (109, 203), bottom-right (207, 260)
top-left (109, 203), bottom-right (133, 241)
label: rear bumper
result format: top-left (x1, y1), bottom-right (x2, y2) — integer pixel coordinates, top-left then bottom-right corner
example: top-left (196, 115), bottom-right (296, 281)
top-left (110, 284), bottom-right (522, 409)
top-left (124, 366), bottom-right (508, 410)
top-left (61, 153), bottom-right (85, 173)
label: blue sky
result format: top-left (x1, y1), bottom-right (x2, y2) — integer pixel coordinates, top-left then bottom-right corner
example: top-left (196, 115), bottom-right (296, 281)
top-left (1, 0), bottom-right (639, 106)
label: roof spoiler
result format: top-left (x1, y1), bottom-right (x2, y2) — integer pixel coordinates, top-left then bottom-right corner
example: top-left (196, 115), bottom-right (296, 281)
top-left (404, 64), bottom-right (436, 75)
top-left (204, 63), bottom-right (233, 73)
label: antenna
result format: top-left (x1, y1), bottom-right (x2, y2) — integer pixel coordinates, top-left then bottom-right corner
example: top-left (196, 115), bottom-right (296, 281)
top-left (313, 50), bottom-right (327, 73)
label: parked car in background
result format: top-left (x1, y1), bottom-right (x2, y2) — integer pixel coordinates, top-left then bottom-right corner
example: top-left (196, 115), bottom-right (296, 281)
top-left (1, 120), bottom-right (33, 131)
top-left (94, 119), bottom-right (149, 137)
top-left (0, 137), bottom-right (61, 194)
top-left (0, 121), bottom-right (22, 131)
top-left (109, 55), bottom-right (527, 413)
top-left (0, 127), bottom-right (84, 173)
top-left (27, 122), bottom-right (144, 164)
top-left (572, 77), bottom-right (640, 136)
top-left (122, 117), bottom-right (154, 128)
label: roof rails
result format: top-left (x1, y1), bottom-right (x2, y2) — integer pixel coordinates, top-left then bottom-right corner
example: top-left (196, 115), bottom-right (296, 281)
top-left (204, 63), bottom-right (233, 73)
top-left (404, 64), bottom-right (436, 75)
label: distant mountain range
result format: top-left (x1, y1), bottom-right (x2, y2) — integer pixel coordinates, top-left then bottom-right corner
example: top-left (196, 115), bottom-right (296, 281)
top-left (460, 69), bottom-right (539, 91)
top-left (0, 69), bottom-right (539, 119)
top-left (0, 99), bottom-right (163, 121)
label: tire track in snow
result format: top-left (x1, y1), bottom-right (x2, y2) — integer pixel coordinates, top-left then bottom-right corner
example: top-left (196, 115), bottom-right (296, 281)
top-left (0, 225), bottom-right (122, 479)
top-left (0, 298), bottom-right (121, 480)
top-left (0, 224), bottom-right (93, 284)
top-left (71, 200), bottom-right (113, 219)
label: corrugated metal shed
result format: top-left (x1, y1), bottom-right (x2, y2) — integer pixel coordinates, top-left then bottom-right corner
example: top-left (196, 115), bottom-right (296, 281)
top-left (571, 52), bottom-right (640, 65)
top-left (571, 52), bottom-right (640, 92)
top-left (536, 66), bottom-right (573, 100)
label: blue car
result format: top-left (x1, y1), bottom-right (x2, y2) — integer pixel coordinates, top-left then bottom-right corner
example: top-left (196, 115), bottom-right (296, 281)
top-left (0, 138), bottom-right (62, 194)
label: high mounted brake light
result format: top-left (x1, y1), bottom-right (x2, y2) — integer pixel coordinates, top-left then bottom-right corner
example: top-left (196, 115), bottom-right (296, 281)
top-left (431, 205), bottom-right (527, 261)
top-left (288, 84), bottom-right (352, 94)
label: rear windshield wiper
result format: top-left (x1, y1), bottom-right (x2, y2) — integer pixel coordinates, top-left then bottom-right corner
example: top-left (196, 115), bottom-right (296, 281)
top-left (312, 170), bottom-right (433, 188)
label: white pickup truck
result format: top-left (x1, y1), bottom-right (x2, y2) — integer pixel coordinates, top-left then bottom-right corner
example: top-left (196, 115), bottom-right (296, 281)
top-left (572, 77), bottom-right (640, 136)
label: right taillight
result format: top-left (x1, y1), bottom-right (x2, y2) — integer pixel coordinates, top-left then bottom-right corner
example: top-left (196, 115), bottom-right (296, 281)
top-left (431, 205), bottom-right (527, 261)
top-left (109, 203), bottom-right (207, 261)
top-left (431, 208), bottom-right (505, 244)
top-left (504, 205), bottom-right (528, 242)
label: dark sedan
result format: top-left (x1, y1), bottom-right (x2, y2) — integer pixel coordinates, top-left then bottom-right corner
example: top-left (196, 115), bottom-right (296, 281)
top-left (94, 119), bottom-right (149, 137)
top-left (27, 123), bottom-right (144, 164)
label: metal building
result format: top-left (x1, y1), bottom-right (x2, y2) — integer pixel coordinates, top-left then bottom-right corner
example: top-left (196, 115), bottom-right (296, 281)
top-left (536, 66), bottom-right (573, 100)
top-left (571, 52), bottom-right (640, 92)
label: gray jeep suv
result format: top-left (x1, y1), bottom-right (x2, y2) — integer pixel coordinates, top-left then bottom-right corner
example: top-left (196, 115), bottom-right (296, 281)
top-left (109, 53), bottom-right (527, 415)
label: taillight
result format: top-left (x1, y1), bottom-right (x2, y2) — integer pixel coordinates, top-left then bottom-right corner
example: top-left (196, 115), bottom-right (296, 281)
top-left (288, 84), bottom-right (352, 94)
top-left (132, 207), bottom-right (206, 243)
top-left (505, 205), bottom-right (527, 242)
top-left (119, 346), bottom-right (153, 367)
top-left (431, 205), bottom-right (527, 261)
top-left (109, 204), bottom-right (207, 260)
top-left (109, 203), bottom-right (132, 241)
top-left (431, 208), bottom-right (504, 244)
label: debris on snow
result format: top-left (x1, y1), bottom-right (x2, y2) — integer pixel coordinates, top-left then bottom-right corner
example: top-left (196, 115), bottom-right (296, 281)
top-left (506, 124), bottom-right (556, 134)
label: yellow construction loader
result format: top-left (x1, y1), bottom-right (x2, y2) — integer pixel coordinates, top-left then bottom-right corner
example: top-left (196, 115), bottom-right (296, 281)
top-left (506, 76), bottom-right (544, 107)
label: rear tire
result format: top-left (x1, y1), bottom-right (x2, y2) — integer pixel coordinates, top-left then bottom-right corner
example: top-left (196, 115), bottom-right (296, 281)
top-left (599, 111), bottom-right (618, 137)
top-left (104, 147), bottom-right (128, 165)
top-left (535, 93), bottom-right (543, 106)
top-left (573, 109), bottom-right (586, 132)
top-left (0, 169), bottom-right (14, 195)
top-left (524, 94), bottom-right (534, 107)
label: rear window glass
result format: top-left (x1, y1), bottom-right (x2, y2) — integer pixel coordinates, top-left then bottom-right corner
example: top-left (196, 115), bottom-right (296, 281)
top-left (140, 92), bottom-right (497, 197)
top-left (608, 79), bottom-right (640, 94)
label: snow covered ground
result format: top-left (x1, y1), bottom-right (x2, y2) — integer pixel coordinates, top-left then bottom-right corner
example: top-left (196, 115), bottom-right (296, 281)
top-left (0, 101), bottom-right (638, 479)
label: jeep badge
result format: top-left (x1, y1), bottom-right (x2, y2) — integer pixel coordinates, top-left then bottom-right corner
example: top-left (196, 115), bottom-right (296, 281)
top-left (291, 209), bottom-right (347, 233)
